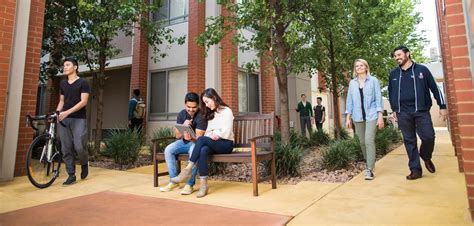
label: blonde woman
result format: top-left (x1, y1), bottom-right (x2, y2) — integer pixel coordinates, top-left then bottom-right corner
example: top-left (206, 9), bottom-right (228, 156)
top-left (345, 59), bottom-right (384, 180)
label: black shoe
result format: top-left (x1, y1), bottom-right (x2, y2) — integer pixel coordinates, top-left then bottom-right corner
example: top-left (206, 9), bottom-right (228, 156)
top-left (406, 171), bottom-right (422, 180)
top-left (63, 175), bottom-right (76, 186)
top-left (81, 164), bottom-right (88, 180)
top-left (424, 160), bottom-right (436, 173)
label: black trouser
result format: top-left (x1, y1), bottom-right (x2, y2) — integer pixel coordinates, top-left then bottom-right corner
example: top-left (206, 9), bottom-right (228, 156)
top-left (190, 136), bottom-right (234, 177)
top-left (300, 116), bottom-right (312, 136)
top-left (397, 111), bottom-right (435, 173)
top-left (316, 121), bottom-right (323, 131)
top-left (129, 118), bottom-right (143, 134)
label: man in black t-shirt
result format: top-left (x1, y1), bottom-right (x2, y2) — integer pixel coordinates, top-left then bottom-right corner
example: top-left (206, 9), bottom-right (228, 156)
top-left (160, 92), bottom-right (207, 195)
top-left (56, 57), bottom-right (90, 186)
top-left (313, 97), bottom-right (326, 132)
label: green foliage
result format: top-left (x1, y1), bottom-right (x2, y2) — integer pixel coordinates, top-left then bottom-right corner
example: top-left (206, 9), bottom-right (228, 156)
top-left (321, 139), bottom-right (356, 170)
top-left (338, 127), bottom-right (351, 140)
top-left (275, 143), bottom-right (304, 177)
top-left (375, 126), bottom-right (402, 154)
top-left (151, 127), bottom-right (174, 154)
top-left (347, 136), bottom-right (364, 162)
top-left (308, 130), bottom-right (331, 146)
top-left (273, 129), bottom-right (304, 177)
top-left (104, 129), bottom-right (142, 165)
top-left (41, 1), bottom-right (185, 156)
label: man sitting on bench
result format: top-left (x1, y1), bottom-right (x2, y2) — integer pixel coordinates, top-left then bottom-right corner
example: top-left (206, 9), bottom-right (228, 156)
top-left (160, 92), bottom-right (207, 195)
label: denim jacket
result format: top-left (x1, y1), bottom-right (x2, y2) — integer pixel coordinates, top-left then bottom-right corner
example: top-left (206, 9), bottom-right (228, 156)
top-left (345, 75), bottom-right (383, 122)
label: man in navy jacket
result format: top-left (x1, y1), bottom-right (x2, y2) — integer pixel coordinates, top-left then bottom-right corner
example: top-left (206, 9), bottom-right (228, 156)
top-left (388, 45), bottom-right (448, 180)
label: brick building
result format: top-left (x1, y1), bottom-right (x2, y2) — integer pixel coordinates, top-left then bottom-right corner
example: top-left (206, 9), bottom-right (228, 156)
top-left (436, 0), bottom-right (474, 220)
top-left (2, 1), bottom-right (316, 181)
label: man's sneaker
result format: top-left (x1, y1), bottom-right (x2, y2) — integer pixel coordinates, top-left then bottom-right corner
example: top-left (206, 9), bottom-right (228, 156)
top-left (180, 184), bottom-right (194, 195)
top-left (63, 175), bottom-right (76, 186)
top-left (364, 169), bottom-right (374, 180)
top-left (160, 182), bottom-right (179, 192)
top-left (81, 164), bottom-right (88, 180)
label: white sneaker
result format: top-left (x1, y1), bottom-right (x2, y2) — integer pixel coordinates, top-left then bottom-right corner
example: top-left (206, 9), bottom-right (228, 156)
top-left (365, 169), bottom-right (374, 180)
top-left (160, 182), bottom-right (179, 192)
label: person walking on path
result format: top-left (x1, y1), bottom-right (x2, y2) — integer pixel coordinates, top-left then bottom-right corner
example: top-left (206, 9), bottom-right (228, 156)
top-left (388, 45), bottom-right (447, 180)
top-left (56, 57), bottom-right (90, 186)
top-left (296, 94), bottom-right (313, 137)
top-left (345, 59), bottom-right (384, 180)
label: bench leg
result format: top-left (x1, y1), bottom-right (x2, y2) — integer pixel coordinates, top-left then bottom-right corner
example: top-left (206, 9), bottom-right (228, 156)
top-left (154, 158), bottom-right (158, 187)
top-left (252, 161), bottom-right (258, 196)
top-left (271, 156), bottom-right (277, 189)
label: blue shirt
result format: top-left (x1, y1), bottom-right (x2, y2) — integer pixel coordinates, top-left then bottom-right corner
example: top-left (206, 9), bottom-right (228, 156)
top-left (345, 75), bottom-right (383, 122)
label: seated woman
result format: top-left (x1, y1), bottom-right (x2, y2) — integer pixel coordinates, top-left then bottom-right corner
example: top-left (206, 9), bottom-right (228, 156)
top-left (171, 88), bottom-right (234, 198)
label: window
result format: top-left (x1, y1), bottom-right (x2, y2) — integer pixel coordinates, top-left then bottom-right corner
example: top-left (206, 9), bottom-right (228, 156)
top-left (153, 0), bottom-right (188, 25)
top-left (150, 69), bottom-right (188, 120)
top-left (238, 71), bottom-right (260, 113)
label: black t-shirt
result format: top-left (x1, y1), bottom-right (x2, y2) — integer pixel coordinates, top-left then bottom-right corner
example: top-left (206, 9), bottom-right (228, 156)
top-left (313, 105), bottom-right (325, 122)
top-left (60, 78), bottom-right (90, 119)
top-left (176, 109), bottom-right (207, 142)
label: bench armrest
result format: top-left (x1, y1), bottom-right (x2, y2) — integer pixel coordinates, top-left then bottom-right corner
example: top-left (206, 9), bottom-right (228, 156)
top-left (248, 135), bottom-right (274, 143)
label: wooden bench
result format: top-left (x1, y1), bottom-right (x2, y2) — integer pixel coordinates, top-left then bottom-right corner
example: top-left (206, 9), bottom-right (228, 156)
top-left (152, 112), bottom-right (276, 196)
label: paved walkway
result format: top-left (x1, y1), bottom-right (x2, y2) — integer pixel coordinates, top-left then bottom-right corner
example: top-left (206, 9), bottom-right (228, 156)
top-left (1, 129), bottom-right (472, 225)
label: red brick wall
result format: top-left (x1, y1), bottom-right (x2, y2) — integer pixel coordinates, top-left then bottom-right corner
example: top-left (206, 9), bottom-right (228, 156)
top-left (436, 0), bottom-right (474, 220)
top-left (15, 0), bottom-right (46, 176)
top-left (188, 0), bottom-right (206, 94)
top-left (131, 27), bottom-right (148, 126)
top-left (0, 0), bottom-right (17, 147)
top-left (220, 5), bottom-right (239, 113)
top-left (260, 51), bottom-right (275, 114)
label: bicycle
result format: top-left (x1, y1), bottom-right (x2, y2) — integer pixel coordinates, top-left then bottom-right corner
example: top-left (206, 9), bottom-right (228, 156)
top-left (25, 112), bottom-right (62, 188)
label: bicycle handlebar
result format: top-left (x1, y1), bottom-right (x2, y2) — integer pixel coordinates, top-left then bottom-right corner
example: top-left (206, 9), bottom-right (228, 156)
top-left (26, 112), bottom-right (59, 131)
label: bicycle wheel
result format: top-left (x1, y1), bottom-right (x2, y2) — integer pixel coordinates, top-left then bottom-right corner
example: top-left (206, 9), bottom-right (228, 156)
top-left (26, 134), bottom-right (62, 188)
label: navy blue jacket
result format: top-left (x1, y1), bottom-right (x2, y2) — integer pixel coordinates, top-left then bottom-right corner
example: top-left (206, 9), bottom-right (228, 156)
top-left (388, 62), bottom-right (446, 112)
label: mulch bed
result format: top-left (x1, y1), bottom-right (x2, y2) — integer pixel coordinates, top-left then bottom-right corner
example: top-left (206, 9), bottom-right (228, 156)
top-left (89, 142), bottom-right (402, 184)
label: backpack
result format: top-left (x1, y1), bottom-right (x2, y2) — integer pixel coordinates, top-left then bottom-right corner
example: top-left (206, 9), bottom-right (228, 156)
top-left (133, 98), bottom-right (146, 119)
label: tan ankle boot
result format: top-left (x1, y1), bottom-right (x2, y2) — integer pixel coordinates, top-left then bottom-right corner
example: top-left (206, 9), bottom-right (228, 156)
top-left (196, 177), bottom-right (209, 198)
top-left (171, 167), bottom-right (192, 184)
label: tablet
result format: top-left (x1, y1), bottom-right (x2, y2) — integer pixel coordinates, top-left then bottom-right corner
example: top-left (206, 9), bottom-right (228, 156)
top-left (175, 124), bottom-right (197, 139)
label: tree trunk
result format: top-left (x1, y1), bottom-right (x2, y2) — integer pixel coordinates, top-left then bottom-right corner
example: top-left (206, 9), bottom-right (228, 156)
top-left (329, 31), bottom-right (341, 138)
top-left (276, 66), bottom-right (290, 144)
top-left (93, 51), bottom-right (107, 156)
top-left (272, 1), bottom-right (290, 144)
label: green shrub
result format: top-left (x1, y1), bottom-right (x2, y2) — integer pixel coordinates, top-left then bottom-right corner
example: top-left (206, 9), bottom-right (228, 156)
top-left (345, 137), bottom-right (364, 161)
top-left (375, 130), bottom-right (390, 155)
top-left (383, 126), bottom-right (402, 143)
top-left (273, 129), bottom-right (304, 177)
top-left (151, 127), bottom-right (174, 153)
top-left (289, 129), bottom-right (309, 148)
top-left (308, 130), bottom-right (331, 146)
top-left (104, 129), bottom-right (142, 165)
top-left (275, 143), bottom-right (303, 177)
top-left (339, 127), bottom-right (351, 140)
top-left (321, 139), bottom-right (356, 170)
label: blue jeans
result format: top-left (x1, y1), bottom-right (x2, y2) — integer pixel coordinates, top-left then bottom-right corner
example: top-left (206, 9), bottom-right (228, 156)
top-left (164, 139), bottom-right (198, 186)
top-left (190, 136), bottom-right (234, 177)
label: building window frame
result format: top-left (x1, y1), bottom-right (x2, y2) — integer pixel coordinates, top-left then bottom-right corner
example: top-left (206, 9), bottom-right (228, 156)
top-left (238, 70), bottom-right (261, 115)
top-left (152, 0), bottom-right (189, 26)
top-left (149, 67), bottom-right (188, 121)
